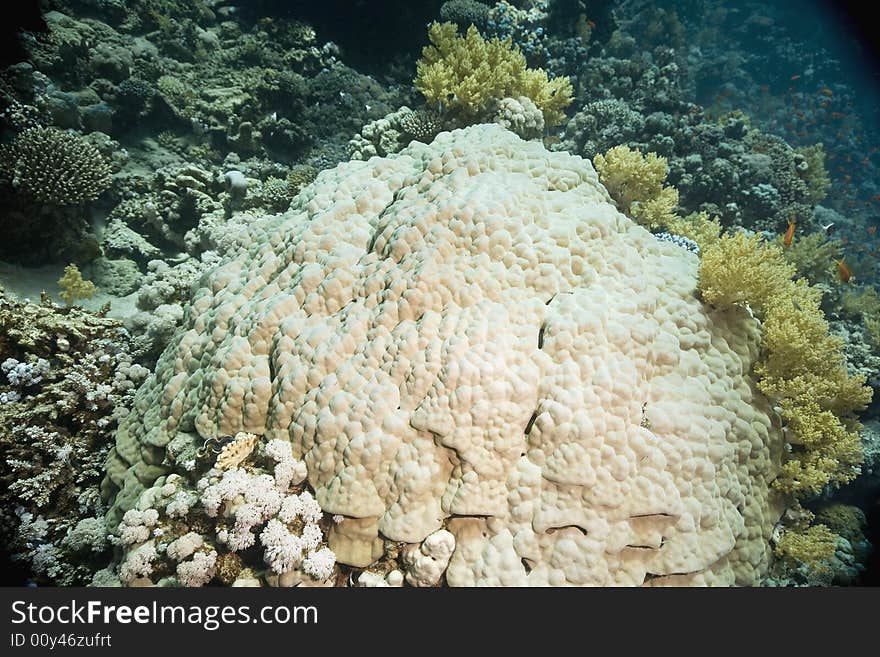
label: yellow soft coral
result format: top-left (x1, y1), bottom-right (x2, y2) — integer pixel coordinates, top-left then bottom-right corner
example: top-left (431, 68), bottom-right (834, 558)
top-left (698, 232), bottom-right (796, 315)
top-left (796, 143), bottom-right (831, 204)
top-left (774, 524), bottom-right (838, 574)
top-left (697, 231), bottom-right (872, 497)
top-left (593, 146), bottom-right (679, 228)
top-left (757, 280), bottom-right (841, 379)
top-left (666, 211), bottom-right (722, 252)
top-left (57, 264), bottom-right (97, 306)
top-left (772, 400), bottom-right (863, 495)
top-left (414, 22), bottom-right (573, 126)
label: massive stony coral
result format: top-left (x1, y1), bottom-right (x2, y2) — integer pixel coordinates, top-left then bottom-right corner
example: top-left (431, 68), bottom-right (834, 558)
top-left (103, 125), bottom-right (785, 586)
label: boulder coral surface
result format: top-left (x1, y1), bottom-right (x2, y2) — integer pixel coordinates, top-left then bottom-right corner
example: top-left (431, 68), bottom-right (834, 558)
top-left (102, 124), bottom-right (786, 586)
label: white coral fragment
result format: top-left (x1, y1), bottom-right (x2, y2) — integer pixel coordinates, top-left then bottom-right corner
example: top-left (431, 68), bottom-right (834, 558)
top-left (403, 529), bottom-right (456, 587)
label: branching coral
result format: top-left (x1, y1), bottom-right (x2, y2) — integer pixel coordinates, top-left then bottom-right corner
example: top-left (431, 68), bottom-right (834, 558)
top-left (0, 127), bottom-right (111, 206)
top-left (58, 264), bottom-right (98, 306)
top-left (780, 231), bottom-right (841, 283)
top-left (697, 233), bottom-right (872, 496)
top-left (108, 437), bottom-right (335, 587)
top-left (0, 288), bottom-right (146, 584)
top-left (594, 145), bottom-right (680, 230)
top-left (414, 22), bottom-right (572, 125)
top-left (796, 143), bottom-right (831, 204)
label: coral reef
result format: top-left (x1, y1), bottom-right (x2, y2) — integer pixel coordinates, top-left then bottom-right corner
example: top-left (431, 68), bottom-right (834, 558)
top-left (0, 287), bottom-right (147, 584)
top-left (348, 107), bottom-right (447, 160)
top-left (102, 125), bottom-right (786, 586)
top-left (0, 0), bottom-right (877, 590)
top-left (104, 435), bottom-right (336, 587)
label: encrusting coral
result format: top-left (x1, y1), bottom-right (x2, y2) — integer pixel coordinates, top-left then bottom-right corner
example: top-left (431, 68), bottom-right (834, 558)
top-left (414, 21), bottom-right (573, 126)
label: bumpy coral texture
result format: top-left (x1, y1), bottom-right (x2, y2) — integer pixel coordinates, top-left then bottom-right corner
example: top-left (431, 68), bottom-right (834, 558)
top-left (104, 125), bottom-right (783, 586)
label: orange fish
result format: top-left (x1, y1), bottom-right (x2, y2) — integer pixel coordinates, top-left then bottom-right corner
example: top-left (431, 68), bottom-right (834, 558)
top-left (835, 258), bottom-right (854, 283)
top-left (830, 112), bottom-right (844, 120)
top-left (783, 219), bottom-right (796, 247)
top-left (820, 88), bottom-right (834, 96)
top-left (587, 20), bottom-right (596, 29)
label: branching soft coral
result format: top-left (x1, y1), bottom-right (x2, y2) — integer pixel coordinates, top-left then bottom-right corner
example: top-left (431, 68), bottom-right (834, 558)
top-left (414, 22), bottom-right (573, 126)
top-left (772, 400), bottom-right (863, 495)
top-left (796, 143), bottom-right (831, 204)
top-left (698, 232), bottom-right (796, 315)
top-left (697, 231), bottom-right (872, 497)
top-left (757, 280), bottom-right (840, 378)
top-left (780, 231), bottom-right (841, 283)
top-left (58, 264), bottom-right (97, 306)
top-left (593, 145), bottom-right (679, 229)
top-left (666, 211), bottom-right (722, 252)
top-left (774, 523), bottom-right (837, 574)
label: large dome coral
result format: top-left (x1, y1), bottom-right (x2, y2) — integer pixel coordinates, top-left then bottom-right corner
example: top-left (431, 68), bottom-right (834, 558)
top-left (103, 124), bottom-right (785, 586)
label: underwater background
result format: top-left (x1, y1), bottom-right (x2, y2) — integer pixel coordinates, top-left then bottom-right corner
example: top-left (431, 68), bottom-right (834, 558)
top-left (0, 0), bottom-right (878, 587)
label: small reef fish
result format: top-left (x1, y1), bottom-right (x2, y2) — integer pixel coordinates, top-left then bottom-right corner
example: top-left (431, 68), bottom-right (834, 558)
top-left (783, 218), bottom-right (796, 247)
top-left (790, 74), bottom-right (801, 81)
top-left (820, 88), bottom-right (834, 97)
top-left (835, 258), bottom-right (854, 283)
